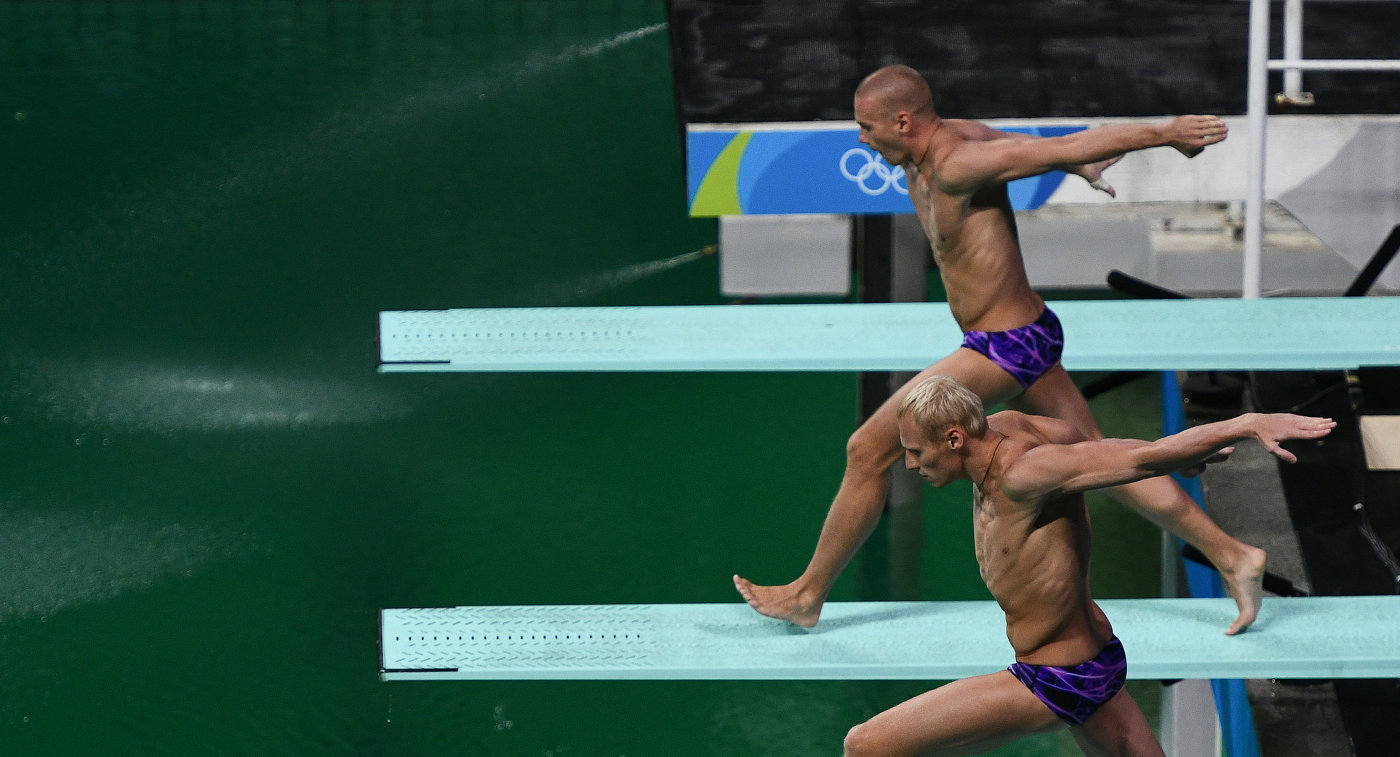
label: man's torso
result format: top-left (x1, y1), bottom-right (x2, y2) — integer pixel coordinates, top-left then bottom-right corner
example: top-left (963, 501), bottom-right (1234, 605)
top-left (974, 414), bottom-right (1114, 665)
top-left (905, 132), bottom-right (1047, 333)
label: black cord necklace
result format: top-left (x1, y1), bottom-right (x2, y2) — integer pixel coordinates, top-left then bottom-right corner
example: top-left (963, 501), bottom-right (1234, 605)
top-left (980, 434), bottom-right (1006, 490)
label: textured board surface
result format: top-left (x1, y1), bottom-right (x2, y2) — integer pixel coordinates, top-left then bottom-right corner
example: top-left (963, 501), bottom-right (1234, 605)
top-left (379, 596), bottom-right (1400, 681)
top-left (378, 298), bottom-right (1400, 373)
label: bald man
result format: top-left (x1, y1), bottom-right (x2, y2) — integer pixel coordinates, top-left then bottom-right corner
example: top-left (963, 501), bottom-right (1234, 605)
top-left (734, 65), bottom-right (1264, 635)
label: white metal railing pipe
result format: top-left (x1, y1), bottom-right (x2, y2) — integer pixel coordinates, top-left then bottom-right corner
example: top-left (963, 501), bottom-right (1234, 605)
top-left (1269, 59), bottom-right (1400, 71)
top-left (1282, 0), bottom-right (1308, 102)
top-left (1246, 0), bottom-right (1400, 299)
top-left (1245, 0), bottom-right (1271, 299)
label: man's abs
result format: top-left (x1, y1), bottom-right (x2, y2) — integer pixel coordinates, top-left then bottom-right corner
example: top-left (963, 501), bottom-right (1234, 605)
top-left (930, 207), bottom-right (1044, 330)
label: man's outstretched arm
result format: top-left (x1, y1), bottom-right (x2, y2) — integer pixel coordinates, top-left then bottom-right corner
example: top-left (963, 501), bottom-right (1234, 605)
top-left (1002, 412), bottom-right (1336, 502)
top-left (936, 115), bottom-right (1228, 194)
top-left (944, 119), bottom-right (1121, 196)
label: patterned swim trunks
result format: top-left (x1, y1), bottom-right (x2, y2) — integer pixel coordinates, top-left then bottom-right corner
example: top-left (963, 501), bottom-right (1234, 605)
top-left (1007, 636), bottom-right (1128, 727)
top-left (961, 307), bottom-right (1065, 389)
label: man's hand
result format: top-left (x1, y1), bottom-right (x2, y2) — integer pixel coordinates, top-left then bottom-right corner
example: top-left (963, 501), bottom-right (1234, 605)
top-left (1071, 155), bottom-right (1121, 197)
top-left (1250, 413), bottom-right (1337, 464)
top-left (1167, 115), bottom-right (1229, 158)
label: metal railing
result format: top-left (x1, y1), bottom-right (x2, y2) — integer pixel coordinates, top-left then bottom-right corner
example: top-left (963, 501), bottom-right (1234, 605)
top-left (1244, 0), bottom-right (1400, 298)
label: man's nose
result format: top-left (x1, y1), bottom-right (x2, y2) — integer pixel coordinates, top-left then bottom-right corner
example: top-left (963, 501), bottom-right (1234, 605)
top-left (904, 451), bottom-right (918, 469)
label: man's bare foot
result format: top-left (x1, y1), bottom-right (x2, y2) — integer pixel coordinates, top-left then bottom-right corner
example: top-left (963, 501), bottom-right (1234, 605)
top-left (733, 574), bottom-right (824, 628)
top-left (1218, 544), bottom-right (1268, 635)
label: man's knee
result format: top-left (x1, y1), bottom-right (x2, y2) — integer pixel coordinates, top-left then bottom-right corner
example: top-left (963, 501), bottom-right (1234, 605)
top-left (845, 422), bottom-right (900, 474)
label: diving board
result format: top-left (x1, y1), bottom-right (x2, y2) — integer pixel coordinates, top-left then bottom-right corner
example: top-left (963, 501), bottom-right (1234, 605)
top-left (379, 596), bottom-right (1400, 681)
top-left (378, 297), bottom-right (1400, 373)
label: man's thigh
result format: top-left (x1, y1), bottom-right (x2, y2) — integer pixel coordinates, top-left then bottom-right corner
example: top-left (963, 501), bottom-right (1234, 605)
top-left (883, 348), bottom-right (1025, 420)
top-left (848, 670), bottom-right (1063, 757)
top-left (1009, 363), bottom-right (1104, 439)
top-left (1069, 687), bottom-right (1165, 757)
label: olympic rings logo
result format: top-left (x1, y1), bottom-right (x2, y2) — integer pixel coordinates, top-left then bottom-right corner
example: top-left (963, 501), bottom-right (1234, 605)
top-left (840, 148), bottom-right (908, 196)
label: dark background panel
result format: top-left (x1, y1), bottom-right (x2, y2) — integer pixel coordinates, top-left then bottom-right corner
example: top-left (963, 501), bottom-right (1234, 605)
top-left (668, 0), bottom-right (1400, 122)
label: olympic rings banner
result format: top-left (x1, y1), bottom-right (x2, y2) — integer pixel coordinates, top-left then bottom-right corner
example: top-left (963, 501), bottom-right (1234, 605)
top-left (685, 122), bottom-right (1086, 217)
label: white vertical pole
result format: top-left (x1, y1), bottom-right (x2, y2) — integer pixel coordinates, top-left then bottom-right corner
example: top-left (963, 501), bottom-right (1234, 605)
top-left (1282, 0), bottom-right (1305, 102)
top-left (1244, 0), bottom-right (1271, 299)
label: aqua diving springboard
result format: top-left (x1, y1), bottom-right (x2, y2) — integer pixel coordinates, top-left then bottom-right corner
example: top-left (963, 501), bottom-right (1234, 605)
top-left (379, 596), bottom-right (1400, 681)
top-left (378, 297), bottom-right (1400, 373)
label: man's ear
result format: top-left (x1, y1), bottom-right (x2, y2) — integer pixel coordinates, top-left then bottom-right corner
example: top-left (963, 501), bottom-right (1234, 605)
top-left (946, 428), bottom-right (963, 450)
top-left (896, 110), bottom-right (912, 135)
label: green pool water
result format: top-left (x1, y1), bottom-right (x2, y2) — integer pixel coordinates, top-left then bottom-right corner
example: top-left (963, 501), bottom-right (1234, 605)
top-left (0, 3), bottom-right (1167, 754)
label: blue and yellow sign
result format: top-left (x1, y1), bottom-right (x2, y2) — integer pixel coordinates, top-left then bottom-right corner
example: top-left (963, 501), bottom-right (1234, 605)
top-left (686, 123), bottom-right (1086, 217)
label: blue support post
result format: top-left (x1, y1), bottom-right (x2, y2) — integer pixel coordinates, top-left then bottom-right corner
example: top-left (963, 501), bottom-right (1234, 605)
top-left (1160, 371), bottom-right (1260, 757)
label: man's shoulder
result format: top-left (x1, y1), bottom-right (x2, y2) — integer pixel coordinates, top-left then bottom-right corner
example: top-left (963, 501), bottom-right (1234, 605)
top-left (942, 118), bottom-right (985, 137)
top-left (991, 411), bottom-right (1086, 445)
top-left (987, 409), bottom-right (1038, 430)
top-left (985, 409), bottom-right (1022, 431)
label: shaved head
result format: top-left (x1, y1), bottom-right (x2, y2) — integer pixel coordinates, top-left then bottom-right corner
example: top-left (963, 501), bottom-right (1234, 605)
top-left (854, 65), bottom-right (933, 120)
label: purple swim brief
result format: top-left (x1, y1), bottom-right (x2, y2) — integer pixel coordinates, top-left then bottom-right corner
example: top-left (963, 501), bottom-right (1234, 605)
top-left (961, 307), bottom-right (1065, 389)
top-left (1007, 636), bottom-right (1128, 726)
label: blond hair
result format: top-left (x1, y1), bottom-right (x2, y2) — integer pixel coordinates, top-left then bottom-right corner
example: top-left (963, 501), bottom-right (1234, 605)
top-left (897, 375), bottom-right (988, 437)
